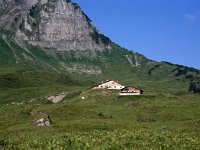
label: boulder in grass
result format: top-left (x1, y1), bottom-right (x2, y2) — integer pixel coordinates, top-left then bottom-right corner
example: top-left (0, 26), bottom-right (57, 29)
top-left (47, 92), bottom-right (67, 103)
top-left (34, 116), bottom-right (52, 127)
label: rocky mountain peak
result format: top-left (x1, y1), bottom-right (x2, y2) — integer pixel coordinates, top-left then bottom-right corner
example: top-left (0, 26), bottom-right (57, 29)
top-left (0, 0), bottom-right (111, 51)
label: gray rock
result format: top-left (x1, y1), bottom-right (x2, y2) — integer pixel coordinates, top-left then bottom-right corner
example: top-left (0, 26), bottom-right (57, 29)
top-left (47, 92), bottom-right (67, 103)
top-left (0, 0), bottom-right (37, 30)
top-left (34, 116), bottom-right (52, 126)
top-left (0, 0), bottom-right (111, 51)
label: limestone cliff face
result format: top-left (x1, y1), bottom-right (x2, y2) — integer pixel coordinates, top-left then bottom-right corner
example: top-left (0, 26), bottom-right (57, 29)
top-left (0, 0), bottom-right (38, 30)
top-left (0, 0), bottom-right (111, 51)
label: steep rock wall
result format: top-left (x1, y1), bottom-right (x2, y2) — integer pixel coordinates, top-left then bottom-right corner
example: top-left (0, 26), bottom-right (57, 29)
top-left (0, 0), bottom-right (111, 51)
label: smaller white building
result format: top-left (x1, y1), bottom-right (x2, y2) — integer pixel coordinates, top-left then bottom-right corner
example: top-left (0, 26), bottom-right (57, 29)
top-left (93, 80), bottom-right (124, 90)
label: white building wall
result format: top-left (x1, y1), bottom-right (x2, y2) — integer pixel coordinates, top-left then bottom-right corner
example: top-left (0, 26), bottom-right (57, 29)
top-left (119, 92), bottom-right (141, 96)
top-left (94, 81), bottom-right (124, 90)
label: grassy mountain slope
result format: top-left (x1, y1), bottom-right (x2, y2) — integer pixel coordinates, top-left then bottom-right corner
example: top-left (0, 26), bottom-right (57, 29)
top-left (1, 31), bottom-right (199, 80)
top-left (0, 70), bottom-right (87, 104)
top-left (0, 30), bottom-right (200, 104)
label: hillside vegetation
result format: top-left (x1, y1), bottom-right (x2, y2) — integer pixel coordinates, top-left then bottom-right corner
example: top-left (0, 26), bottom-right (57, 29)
top-left (0, 88), bottom-right (200, 149)
top-left (0, 27), bottom-right (200, 150)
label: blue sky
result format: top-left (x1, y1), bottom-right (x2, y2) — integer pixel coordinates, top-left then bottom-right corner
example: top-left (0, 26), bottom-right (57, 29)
top-left (73, 0), bottom-right (200, 69)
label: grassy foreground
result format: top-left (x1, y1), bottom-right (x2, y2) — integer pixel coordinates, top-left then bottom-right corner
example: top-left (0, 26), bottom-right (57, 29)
top-left (0, 68), bottom-right (199, 149)
top-left (1, 129), bottom-right (200, 149)
top-left (0, 85), bottom-right (200, 149)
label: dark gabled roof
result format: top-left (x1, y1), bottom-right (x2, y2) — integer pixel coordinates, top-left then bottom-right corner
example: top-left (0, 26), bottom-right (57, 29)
top-left (121, 85), bottom-right (144, 92)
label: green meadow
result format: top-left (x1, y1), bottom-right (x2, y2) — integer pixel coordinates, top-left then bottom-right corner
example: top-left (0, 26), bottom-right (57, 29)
top-left (0, 69), bottom-right (200, 149)
top-left (0, 29), bottom-right (200, 149)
